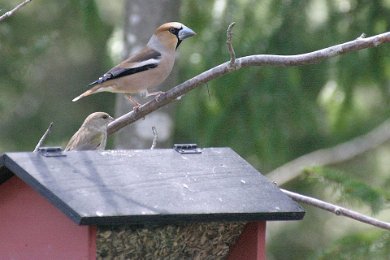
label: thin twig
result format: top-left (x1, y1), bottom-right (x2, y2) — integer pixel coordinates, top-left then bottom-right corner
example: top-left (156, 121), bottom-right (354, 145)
top-left (282, 189), bottom-right (390, 231)
top-left (150, 126), bottom-right (158, 150)
top-left (0, 0), bottom-right (32, 22)
top-left (226, 22), bottom-right (237, 69)
top-left (33, 122), bottom-right (53, 152)
top-left (107, 30), bottom-right (390, 135)
top-left (267, 119), bottom-right (390, 185)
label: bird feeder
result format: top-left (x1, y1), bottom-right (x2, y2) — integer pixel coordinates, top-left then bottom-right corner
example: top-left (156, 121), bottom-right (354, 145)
top-left (0, 146), bottom-right (304, 259)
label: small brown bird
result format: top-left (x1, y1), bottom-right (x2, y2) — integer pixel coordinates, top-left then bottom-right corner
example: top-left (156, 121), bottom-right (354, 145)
top-left (65, 112), bottom-right (114, 151)
top-left (72, 22), bottom-right (196, 103)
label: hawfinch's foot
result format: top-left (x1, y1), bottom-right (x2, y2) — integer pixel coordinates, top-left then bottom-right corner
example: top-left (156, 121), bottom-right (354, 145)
top-left (145, 91), bottom-right (165, 101)
top-left (125, 94), bottom-right (141, 111)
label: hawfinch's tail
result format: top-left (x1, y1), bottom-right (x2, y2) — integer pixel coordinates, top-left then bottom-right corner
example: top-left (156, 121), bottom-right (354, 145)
top-left (72, 84), bottom-right (103, 102)
top-left (72, 90), bottom-right (94, 102)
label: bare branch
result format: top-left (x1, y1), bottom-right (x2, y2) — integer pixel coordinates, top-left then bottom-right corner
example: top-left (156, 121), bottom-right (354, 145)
top-left (108, 30), bottom-right (390, 135)
top-left (33, 122), bottom-right (54, 152)
top-left (226, 22), bottom-right (238, 69)
top-left (282, 188), bottom-right (390, 231)
top-left (150, 126), bottom-right (158, 150)
top-left (267, 119), bottom-right (390, 185)
top-left (0, 0), bottom-right (32, 22)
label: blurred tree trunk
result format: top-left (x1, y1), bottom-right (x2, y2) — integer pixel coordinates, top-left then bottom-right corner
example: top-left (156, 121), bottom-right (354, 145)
top-left (114, 0), bottom-right (180, 149)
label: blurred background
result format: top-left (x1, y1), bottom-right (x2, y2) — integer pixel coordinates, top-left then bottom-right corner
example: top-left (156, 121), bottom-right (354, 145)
top-left (1, 0), bottom-right (389, 258)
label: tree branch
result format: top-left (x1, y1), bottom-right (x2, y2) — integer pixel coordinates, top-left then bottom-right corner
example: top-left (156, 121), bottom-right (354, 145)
top-left (106, 24), bottom-right (390, 233)
top-left (33, 122), bottom-right (53, 152)
top-left (0, 0), bottom-right (32, 22)
top-left (226, 22), bottom-right (238, 69)
top-left (282, 188), bottom-right (390, 231)
top-left (267, 119), bottom-right (390, 185)
top-left (150, 126), bottom-right (158, 150)
top-left (108, 29), bottom-right (390, 135)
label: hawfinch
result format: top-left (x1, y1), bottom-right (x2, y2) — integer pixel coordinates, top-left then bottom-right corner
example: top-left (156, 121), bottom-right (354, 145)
top-left (72, 22), bottom-right (196, 102)
top-left (65, 112), bottom-right (114, 151)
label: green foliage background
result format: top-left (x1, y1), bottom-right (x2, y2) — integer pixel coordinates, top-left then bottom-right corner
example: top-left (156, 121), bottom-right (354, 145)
top-left (177, 0), bottom-right (390, 171)
top-left (1, 0), bottom-right (389, 259)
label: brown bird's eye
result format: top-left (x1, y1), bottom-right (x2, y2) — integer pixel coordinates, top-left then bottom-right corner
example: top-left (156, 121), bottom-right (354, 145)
top-left (102, 115), bottom-right (108, 119)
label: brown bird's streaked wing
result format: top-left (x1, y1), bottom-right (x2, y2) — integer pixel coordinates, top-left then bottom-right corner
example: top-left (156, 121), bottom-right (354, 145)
top-left (65, 130), bottom-right (105, 151)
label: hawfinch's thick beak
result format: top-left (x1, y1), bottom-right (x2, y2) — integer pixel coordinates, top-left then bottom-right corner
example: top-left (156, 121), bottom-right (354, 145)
top-left (178, 25), bottom-right (196, 40)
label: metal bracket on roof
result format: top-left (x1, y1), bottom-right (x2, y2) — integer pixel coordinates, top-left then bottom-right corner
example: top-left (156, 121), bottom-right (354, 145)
top-left (37, 147), bottom-right (66, 157)
top-left (173, 144), bottom-right (202, 154)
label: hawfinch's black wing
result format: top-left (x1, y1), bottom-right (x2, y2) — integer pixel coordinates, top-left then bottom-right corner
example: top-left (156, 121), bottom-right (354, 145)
top-left (89, 48), bottom-right (162, 86)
